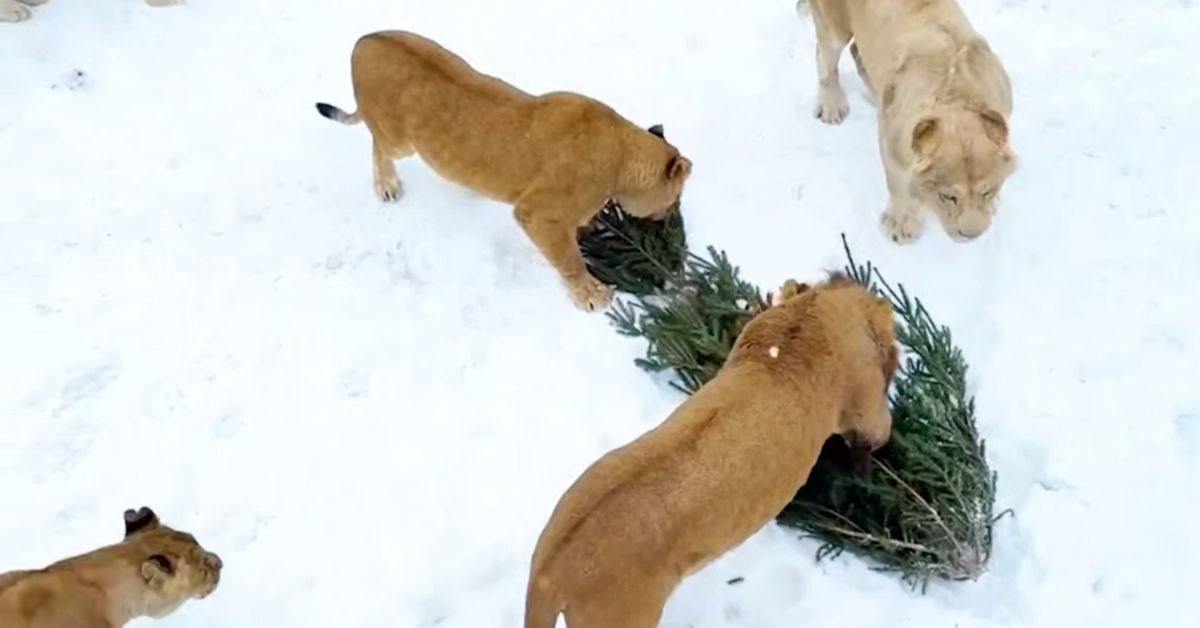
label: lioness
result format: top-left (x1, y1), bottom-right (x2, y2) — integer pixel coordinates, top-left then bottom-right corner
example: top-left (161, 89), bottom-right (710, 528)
top-left (0, 0), bottom-right (180, 23)
top-left (800, 0), bottom-right (1016, 243)
top-left (0, 507), bottom-right (223, 628)
top-left (524, 274), bottom-right (898, 628)
top-left (315, 30), bottom-right (692, 311)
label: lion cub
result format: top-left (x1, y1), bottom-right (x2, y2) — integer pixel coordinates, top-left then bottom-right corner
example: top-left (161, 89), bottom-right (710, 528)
top-left (800, 0), bottom-right (1016, 243)
top-left (316, 30), bottom-right (692, 311)
top-left (524, 275), bottom-right (898, 628)
top-left (0, 507), bottom-right (222, 628)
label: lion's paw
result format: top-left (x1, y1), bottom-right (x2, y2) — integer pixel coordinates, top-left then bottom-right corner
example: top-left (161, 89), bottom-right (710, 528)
top-left (374, 178), bottom-right (403, 203)
top-left (814, 88), bottom-right (849, 125)
top-left (568, 276), bottom-right (614, 313)
top-left (880, 208), bottom-right (924, 245)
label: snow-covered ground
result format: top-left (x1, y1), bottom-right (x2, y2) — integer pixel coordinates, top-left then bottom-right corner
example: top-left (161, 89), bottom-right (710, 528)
top-left (2, 0), bottom-right (1198, 625)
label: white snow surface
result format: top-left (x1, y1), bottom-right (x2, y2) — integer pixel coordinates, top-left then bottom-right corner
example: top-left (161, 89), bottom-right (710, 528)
top-left (2, 0), bottom-right (1199, 626)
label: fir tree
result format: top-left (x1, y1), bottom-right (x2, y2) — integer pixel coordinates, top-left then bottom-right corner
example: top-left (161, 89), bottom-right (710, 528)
top-left (579, 206), bottom-right (1007, 589)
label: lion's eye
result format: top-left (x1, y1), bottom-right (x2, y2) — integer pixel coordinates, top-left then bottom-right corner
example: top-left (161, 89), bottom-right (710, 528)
top-left (938, 192), bottom-right (958, 204)
top-left (982, 189), bottom-right (995, 200)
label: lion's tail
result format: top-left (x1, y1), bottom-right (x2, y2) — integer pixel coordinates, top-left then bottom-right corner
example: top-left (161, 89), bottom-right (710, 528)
top-left (314, 102), bottom-right (361, 125)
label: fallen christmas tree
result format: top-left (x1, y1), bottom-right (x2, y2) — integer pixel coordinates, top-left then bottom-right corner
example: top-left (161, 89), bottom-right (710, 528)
top-left (579, 202), bottom-right (1007, 589)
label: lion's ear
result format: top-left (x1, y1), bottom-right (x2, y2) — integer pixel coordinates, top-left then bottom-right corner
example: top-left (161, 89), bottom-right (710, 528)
top-left (124, 507), bottom-right (159, 537)
top-left (911, 117), bottom-right (940, 156)
top-left (771, 279), bottom-right (810, 306)
top-left (141, 555), bottom-right (174, 590)
top-left (978, 109), bottom-right (1008, 145)
top-left (666, 154), bottom-right (691, 180)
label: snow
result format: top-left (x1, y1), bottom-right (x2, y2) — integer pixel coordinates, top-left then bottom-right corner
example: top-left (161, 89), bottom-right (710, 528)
top-left (2, 0), bottom-right (1198, 626)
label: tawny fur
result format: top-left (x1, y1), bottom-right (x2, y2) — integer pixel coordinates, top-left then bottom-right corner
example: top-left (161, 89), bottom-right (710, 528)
top-left (0, 0), bottom-right (180, 23)
top-left (316, 30), bottom-right (693, 312)
top-left (800, 0), bottom-right (1017, 243)
top-left (524, 276), bottom-right (899, 628)
top-left (0, 507), bottom-right (222, 628)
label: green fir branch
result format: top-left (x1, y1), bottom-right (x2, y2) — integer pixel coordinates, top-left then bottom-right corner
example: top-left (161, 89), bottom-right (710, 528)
top-left (579, 202), bottom-right (689, 296)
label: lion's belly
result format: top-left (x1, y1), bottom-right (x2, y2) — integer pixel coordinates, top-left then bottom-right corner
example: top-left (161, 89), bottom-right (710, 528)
top-left (403, 91), bottom-right (541, 204)
top-left (413, 138), bottom-right (536, 204)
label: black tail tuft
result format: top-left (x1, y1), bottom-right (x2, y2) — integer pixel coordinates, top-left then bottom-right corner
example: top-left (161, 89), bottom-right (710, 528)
top-left (315, 102), bottom-right (338, 120)
top-left (315, 102), bottom-right (361, 125)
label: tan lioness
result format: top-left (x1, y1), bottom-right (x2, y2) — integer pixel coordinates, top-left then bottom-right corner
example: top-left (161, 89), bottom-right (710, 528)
top-left (800, 0), bottom-right (1016, 244)
top-left (0, 0), bottom-right (180, 23)
top-left (315, 31), bottom-right (693, 311)
top-left (0, 507), bottom-right (223, 628)
top-left (524, 275), bottom-right (898, 628)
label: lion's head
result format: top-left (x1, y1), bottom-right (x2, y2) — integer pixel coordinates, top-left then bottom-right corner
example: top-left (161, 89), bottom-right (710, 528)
top-left (771, 274), bottom-right (898, 452)
top-left (612, 123), bottom-right (692, 220)
top-left (907, 108), bottom-right (1016, 241)
top-left (118, 506), bottom-right (223, 617)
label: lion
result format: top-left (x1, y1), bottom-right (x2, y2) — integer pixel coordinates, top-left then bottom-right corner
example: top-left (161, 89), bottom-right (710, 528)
top-left (0, 0), bottom-right (181, 23)
top-left (799, 0), bottom-right (1017, 243)
top-left (0, 507), bottom-right (223, 628)
top-left (315, 30), bottom-right (692, 311)
top-left (524, 274), bottom-right (899, 628)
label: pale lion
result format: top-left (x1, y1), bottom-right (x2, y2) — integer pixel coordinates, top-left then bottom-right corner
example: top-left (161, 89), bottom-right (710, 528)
top-left (524, 275), bottom-right (898, 628)
top-left (315, 30), bottom-right (692, 311)
top-left (800, 0), bottom-right (1017, 243)
top-left (0, 507), bottom-right (222, 628)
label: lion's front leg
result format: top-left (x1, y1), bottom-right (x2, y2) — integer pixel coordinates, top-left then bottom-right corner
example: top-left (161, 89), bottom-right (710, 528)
top-left (877, 136), bottom-right (926, 245)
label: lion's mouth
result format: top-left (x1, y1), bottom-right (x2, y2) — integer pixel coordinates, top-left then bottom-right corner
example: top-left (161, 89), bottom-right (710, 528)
top-left (198, 575), bottom-right (220, 598)
top-left (197, 560), bottom-right (222, 598)
top-left (952, 229), bottom-right (982, 242)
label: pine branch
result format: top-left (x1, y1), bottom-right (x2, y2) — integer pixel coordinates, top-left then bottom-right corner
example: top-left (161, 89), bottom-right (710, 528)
top-left (579, 201), bottom-right (688, 296)
top-left (578, 209), bottom-right (1005, 589)
top-left (604, 243), bottom-right (767, 395)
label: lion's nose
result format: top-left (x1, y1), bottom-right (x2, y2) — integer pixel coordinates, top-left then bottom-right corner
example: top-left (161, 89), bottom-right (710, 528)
top-left (206, 552), bottom-right (223, 571)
